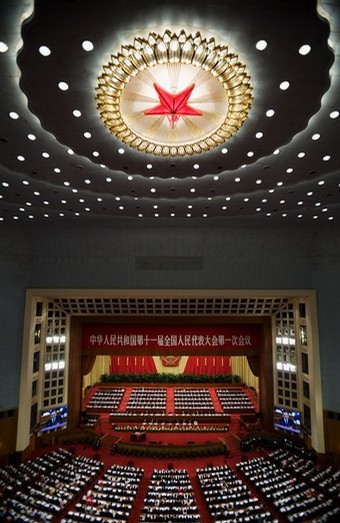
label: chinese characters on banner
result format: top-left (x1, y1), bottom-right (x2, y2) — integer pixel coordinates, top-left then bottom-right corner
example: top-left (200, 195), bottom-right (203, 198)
top-left (82, 324), bottom-right (261, 351)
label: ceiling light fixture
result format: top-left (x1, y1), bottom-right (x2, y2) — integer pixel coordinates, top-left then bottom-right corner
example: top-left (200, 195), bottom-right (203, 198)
top-left (96, 30), bottom-right (252, 157)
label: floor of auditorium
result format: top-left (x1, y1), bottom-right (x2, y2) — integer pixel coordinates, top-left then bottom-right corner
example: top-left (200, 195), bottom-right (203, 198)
top-left (27, 385), bottom-right (289, 522)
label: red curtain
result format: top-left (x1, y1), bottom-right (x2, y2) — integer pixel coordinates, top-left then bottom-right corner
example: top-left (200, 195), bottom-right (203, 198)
top-left (109, 355), bottom-right (157, 374)
top-left (184, 356), bottom-right (232, 375)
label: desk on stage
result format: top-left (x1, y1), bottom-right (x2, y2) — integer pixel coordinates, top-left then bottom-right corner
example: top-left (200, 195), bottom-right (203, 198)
top-left (130, 431), bottom-right (146, 442)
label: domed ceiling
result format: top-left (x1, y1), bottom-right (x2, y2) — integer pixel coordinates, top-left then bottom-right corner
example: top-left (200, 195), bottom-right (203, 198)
top-left (0, 0), bottom-right (339, 223)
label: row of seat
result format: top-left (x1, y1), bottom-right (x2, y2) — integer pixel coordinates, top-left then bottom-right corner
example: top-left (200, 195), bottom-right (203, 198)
top-left (236, 454), bottom-right (340, 522)
top-left (0, 450), bottom-right (103, 523)
top-left (216, 389), bottom-right (255, 412)
top-left (87, 388), bottom-right (125, 411)
top-left (197, 464), bottom-right (277, 522)
top-left (140, 469), bottom-right (200, 522)
top-left (61, 464), bottom-right (144, 523)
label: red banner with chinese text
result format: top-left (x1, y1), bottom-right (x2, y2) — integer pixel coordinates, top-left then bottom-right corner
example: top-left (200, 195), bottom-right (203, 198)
top-left (82, 324), bottom-right (261, 352)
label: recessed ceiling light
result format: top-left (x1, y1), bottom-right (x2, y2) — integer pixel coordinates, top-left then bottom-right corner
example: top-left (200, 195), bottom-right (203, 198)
top-left (256, 179), bottom-right (262, 184)
top-left (73, 109), bottom-right (82, 117)
top-left (39, 45), bottom-right (51, 56)
top-left (244, 197), bottom-right (249, 202)
top-left (128, 175), bottom-right (133, 180)
top-left (313, 215), bottom-right (318, 220)
top-left (312, 133), bottom-right (320, 140)
top-left (280, 199), bottom-right (285, 204)
top-left (266, 213), bottom-right (271, 217)
top-left (33, 191), bottom-right (40, 196)
top-left (154, 213), bottom-right (159, 217)
top-left (282, 213), bottom-right (287, 218)
top-left (153, 205), bottom-right (158, 209)
top-left (225, 196), bottom-right (231, 201)
top-left (222, 206), bottom-right (227, 210)
top-left (241, 164), bottom-right (247, 169)
top-left (64, 181), bottom-right (70, 186)
top-left (72, 189), bottom-right (78, 193)
top-left (92, 151), bottom-right (99, 157)
top-left (187, 213), bottom-right (191, 217)
top-left (138, 213), bottom-right (143, 218)
top-left (54, 167), bottom-right (61, 173)
top-left (298, 214), bottom-right (303, 218)
top-left (235, 177), bottom-right (240, 182)
top-left (9, 111), bottom-right (19, 120)
top-left (171, 213), bottom-right (175, 217)
top-left (262, 198), bottom-right (267, 203)
top-left (0, 41), bottom-right (9, 53)
top-left (146, 164), bottom-right (153, 169)
top-left (318, 180), bottom-right (325, 185)
top-left (67, 148), bottom-right (74, 155)
top-left (17, 155), bottom-right (25, 162)
top-left (266, 109), bottom-right (275, 117)
top-left (213, 175), bottom-right (219, 181)
top-left (82, 40), bottom-right (94, 52)
top-left (247, 151), bottom-right (254, 157)
top-left (118, 148), bottom-right (125, 155)
top-left (149, 176), bottom-right (154, 180)
top-left (42, 152), bottom-right (50, 158)
top-left (307, 191), bottom-right (313, 196)
top-left (329, 111), bottom-right (339, 119)
top-left (58, 81), bottom-right (69, 91)
top-left (298, 152), bottom-right (305, 158)
top-left (277, 181), bottom-right (283, 186)
top-left (23, 180), bottom-right (29, 185)
top-left (298, 201), bottom-right (303, 205)
top-left (84, 132), bottom-right (91, 139)
top-left (269, 189), bottom-right (275, 193)
top-left (190, 188), bottom-right (196, 193)
top-left (27, 133), bottom-right (36, 141)
top-left (299, 44), bottom-right (311, 56)
top-left (279, 81), bottom-right (290, 91)
top-left (323, 155), bottom-right (330, 161)
top-left (286, 167), bottom-right (293, 173)
top-left (322, 208), bottom-right (328, 212)
top-left (255, 132), bottom-right (263, 139)
top-left (2, 182), bottom-right (9, 187)
top-left (43, 201), bottom-right (49, 205)
top-left (328, 216), bottom-right (334, 221)
top-left (256, 39), bottom-right (267, 51)
top-left (273, 149), bottom-right (280, 155)
top-left (193, 164), bottom-right (199, 170)
top-left (115, 196), bottom-right (120, 201)
top-left (61, 199), bottom-right (67, 204)
top-left (256, 207), bottom-right (261, 212)
top-left (85, 179), bottom-right (91, 184)
top-left (151, 188), bottom-right (156, 193)
top-left (221, 148), bottom-right (228, 154)
top-left (106, 177), bottom-right (112, 182)
top-left (192, 176), bottom-right (197, 180)
top-left (75, 212), bottom-right (80, 217)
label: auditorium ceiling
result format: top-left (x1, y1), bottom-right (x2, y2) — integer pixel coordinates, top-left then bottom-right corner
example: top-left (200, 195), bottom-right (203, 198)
top-left (0, 0), bottom-right (339, 225)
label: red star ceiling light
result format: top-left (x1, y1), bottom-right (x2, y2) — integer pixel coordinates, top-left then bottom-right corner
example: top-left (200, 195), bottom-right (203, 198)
top-left (96, 30), bottom-right (252, 157)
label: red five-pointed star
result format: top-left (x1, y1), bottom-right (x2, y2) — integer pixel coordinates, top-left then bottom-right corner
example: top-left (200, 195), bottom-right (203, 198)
top-left (144, 83), bottom-right (202, 127)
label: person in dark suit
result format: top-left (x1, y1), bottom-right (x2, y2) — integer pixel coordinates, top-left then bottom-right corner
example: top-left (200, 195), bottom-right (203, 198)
top-left (278, 411), bottom-right (295, 428)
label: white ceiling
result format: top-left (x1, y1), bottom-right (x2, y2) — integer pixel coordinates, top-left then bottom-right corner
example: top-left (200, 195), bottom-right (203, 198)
top-left (0, 0), bottom-right (339, 224)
